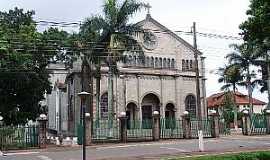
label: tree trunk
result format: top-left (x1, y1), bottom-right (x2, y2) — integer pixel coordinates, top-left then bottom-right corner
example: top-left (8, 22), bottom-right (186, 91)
top-left (267, 58), bottom-right (270, 109)
top-left (232, 86), bottom-right (238, 131)
top-left (247, 68), bottom-right (253, 114)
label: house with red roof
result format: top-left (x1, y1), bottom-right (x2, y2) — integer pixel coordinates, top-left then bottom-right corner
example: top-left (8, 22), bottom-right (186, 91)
top-left (207, 91), bottom-right (267, 114)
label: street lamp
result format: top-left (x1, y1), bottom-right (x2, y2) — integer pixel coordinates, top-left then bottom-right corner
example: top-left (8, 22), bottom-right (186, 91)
top-left (0, 115), bottom-right (3, 127)
top-left (78, 91), bottom-right (90, 160)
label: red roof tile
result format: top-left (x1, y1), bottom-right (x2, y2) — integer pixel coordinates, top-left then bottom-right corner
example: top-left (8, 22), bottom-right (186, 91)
top-left (207, 91), bottom-right (266, 108)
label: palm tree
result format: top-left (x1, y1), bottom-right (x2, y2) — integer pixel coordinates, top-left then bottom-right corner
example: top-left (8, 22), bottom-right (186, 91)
top-left (226, 43), bottom-right (261, 113)
top-left (79, 0), bottom-right (147, 126)
top-left (217, 65), bottom-right (243, 130)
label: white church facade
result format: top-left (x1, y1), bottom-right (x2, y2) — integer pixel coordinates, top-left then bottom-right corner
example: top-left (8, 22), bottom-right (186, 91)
top-left (64, 14), bottom-right (207, 135)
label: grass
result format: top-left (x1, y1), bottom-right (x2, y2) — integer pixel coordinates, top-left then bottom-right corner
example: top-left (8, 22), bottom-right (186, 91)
top-left (165, 151), bottom-right (270, 160)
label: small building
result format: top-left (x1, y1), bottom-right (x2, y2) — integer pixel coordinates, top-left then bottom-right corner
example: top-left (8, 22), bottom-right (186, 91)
top-left (207, 91), bottom-right (266, 114)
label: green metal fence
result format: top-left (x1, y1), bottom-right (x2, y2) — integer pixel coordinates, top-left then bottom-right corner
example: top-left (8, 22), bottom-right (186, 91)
top-left (127, 119), bottom-right (152, 141)
top-left (190, 119), bottom-right (212, 138)
top-left (0, 126), bottom-right (39, 150)
top-left (218, 119), bottom-right (230, 136)
top-left (92, 119), bottom-right (120, 142)
top-left (250, 114), bottom-right (267, 135)
top-left (160, 118), bottom-right (184, 139)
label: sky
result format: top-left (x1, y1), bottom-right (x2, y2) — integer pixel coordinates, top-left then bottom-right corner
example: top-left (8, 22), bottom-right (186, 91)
top-left (1, 0), bottom-right (267, 102)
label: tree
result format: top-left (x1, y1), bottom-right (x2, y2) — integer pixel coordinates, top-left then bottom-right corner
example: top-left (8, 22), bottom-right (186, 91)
top-left (240, 0), bottom-right (270, 108)
top-left (226, 43), bottom-right (261, 113)
top-left (217, 65), bottom-right (243, 130)
top-left (0, 8), bottom-right (52, 125)
top-left (79, 0), bottom-right (146, 125)
top-left (0, 8), bottom-right (75, 125)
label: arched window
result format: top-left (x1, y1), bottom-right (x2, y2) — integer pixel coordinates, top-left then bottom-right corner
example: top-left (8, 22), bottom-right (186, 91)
top-left (128, 55), bottom-right (132, 66)
top-left (185, 95), bottom-right (196, 117)
top-left (100, 92), bottom-right (108, 119)
top-left (133, 56), bottom-right (137, 66)
top-left (167, 59), bottom-right (171, 68)
top-left (155, 57), bottom-right (158, 68)
top-left (159, 58), bottom-right (162, 68)
top-left (185, 60), bottom-right (189, 70)
top-left (171, 59), bottom-right (175, 68)
top-left (146, 57), bottom-right (150, 67)
top-left (190, 60), bottom-right (193, 70)
top-left (163, 58), bottom-right (167, 68)
top-left (151, 57), bottom-right (154, 67)
top-left (182, 59), bottom-right (185, 71)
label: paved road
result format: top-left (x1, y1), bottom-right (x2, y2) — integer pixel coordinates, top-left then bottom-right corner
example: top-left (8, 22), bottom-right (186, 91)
top-left (1, 135), bottom-right (270, 160)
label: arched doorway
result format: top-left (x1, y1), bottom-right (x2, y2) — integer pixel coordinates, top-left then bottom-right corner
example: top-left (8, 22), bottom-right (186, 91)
top-left (185, 95), bottom-right (196, 118)
top-left (165, 103), bottom-right (176, 129)
top-left (141, 93), bottom-right (160, 120)
top-left (165, 103), bottom-right (175, 119)
top-left (126, 102), bottom-right (137, 129)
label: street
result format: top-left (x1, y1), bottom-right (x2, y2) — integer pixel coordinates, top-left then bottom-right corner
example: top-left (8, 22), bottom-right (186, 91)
top-left (2, 135), bottom-right (270, 160)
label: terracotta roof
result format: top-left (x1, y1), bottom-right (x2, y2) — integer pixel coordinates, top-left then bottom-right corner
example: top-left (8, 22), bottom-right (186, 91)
top-left (207, 91), bottom-right (266, 108)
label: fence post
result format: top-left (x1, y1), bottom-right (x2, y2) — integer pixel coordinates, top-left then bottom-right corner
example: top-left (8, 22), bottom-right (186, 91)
top-left (152, 111), bottom-right (160, 141)
top-left (242, 110), bottom-right (251, 135)
top-left (182, 111), bottom-right (191, 139)
top-left (209, 111), bottom-right (219, 138)
top-left (37, 114), bottom-right (48, 149)
top-left (265, 110), bottom-right (270, 134)
top-left (119, 112), bottom-right (127, 143)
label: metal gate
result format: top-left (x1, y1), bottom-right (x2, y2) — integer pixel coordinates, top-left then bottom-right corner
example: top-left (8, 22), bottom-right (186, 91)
top-left (250, 114), bottom-right (267, 135)
top-left (190, 119), bottom-right (212, 138)
top-left (160, 118), bottom-right (184, 139)
top-left (91, 119), bottom-right (120, 142)
top-left (127, 119), bottom-right (152, 141)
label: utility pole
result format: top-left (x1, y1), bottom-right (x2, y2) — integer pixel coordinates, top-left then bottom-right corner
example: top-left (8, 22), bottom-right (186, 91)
top-left (193, 22), bottom-right (204, 151)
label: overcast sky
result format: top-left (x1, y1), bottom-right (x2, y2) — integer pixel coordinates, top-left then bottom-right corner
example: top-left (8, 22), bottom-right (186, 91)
top-left (1, 0), bottom-right (267, 102)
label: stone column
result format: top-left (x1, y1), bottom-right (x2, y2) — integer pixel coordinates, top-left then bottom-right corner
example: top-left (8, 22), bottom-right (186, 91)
top-left (209, 113), bottom-right (219, 138)
top-left (265, 110), bottom-right (270, 134)
top-left (242, 110), bottom-right (251, 135)
top-left (38, 114), bottom-right (48, 149)
top-left (182, 113), bottom-right (191, 139)
top-left (85, 113), bottom-right (92, 145)
top-left (119, 112), bottom-right (127, 143)
top-left (152, 111), bottom-right (160, 141)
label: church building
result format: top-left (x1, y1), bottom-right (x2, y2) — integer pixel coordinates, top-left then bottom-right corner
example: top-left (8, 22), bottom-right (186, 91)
top-left (65, 13), bottom-right (207, 135)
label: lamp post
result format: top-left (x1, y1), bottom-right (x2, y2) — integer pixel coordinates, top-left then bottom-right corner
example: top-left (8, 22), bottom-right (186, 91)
top-left (0, 115), bottom-right (3, 127)
top-left (78, 91), bottom-right (90, 160)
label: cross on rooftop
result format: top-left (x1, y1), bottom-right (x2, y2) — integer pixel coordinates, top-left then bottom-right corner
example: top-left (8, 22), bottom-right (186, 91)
top-left (146, 3), bottom-right (152, 15)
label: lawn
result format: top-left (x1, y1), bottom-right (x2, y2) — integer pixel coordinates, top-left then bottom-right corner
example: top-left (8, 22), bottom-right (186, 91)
top-left (166, 151), bottom-right (270, 160)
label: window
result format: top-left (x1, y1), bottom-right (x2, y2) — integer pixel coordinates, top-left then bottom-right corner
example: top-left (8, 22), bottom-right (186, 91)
top-left (133, 56), bottom-right (137, 66)
top-left (155, 57), bottom-right (158, 68)
top-left (185, 95), bottom-right (196, 117)
top-left (163, 58), bottom-right (167, 68)
top-left (167, 59), bottom-right (171, 68)
top-left (151, 57), bottom-right (154, 67)
top-left (190, 60), bottom-right (193, 70)
top-left (185, 60), bottom-right (189, 70)
top-left (159, 58), bottom-right (162, 68)
top-left (171, 59), bottom-right (175, 68)
top-left (145, 57), bottom-right (150, 67)
top-left (182, 59), bottom-right (185, 71)
top-left (100, 92), bottom-right (108, 119)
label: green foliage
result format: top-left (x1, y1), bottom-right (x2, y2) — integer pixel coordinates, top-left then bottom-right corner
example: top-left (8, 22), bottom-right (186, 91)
top-left (0, 8), bottom-right (74, 125)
